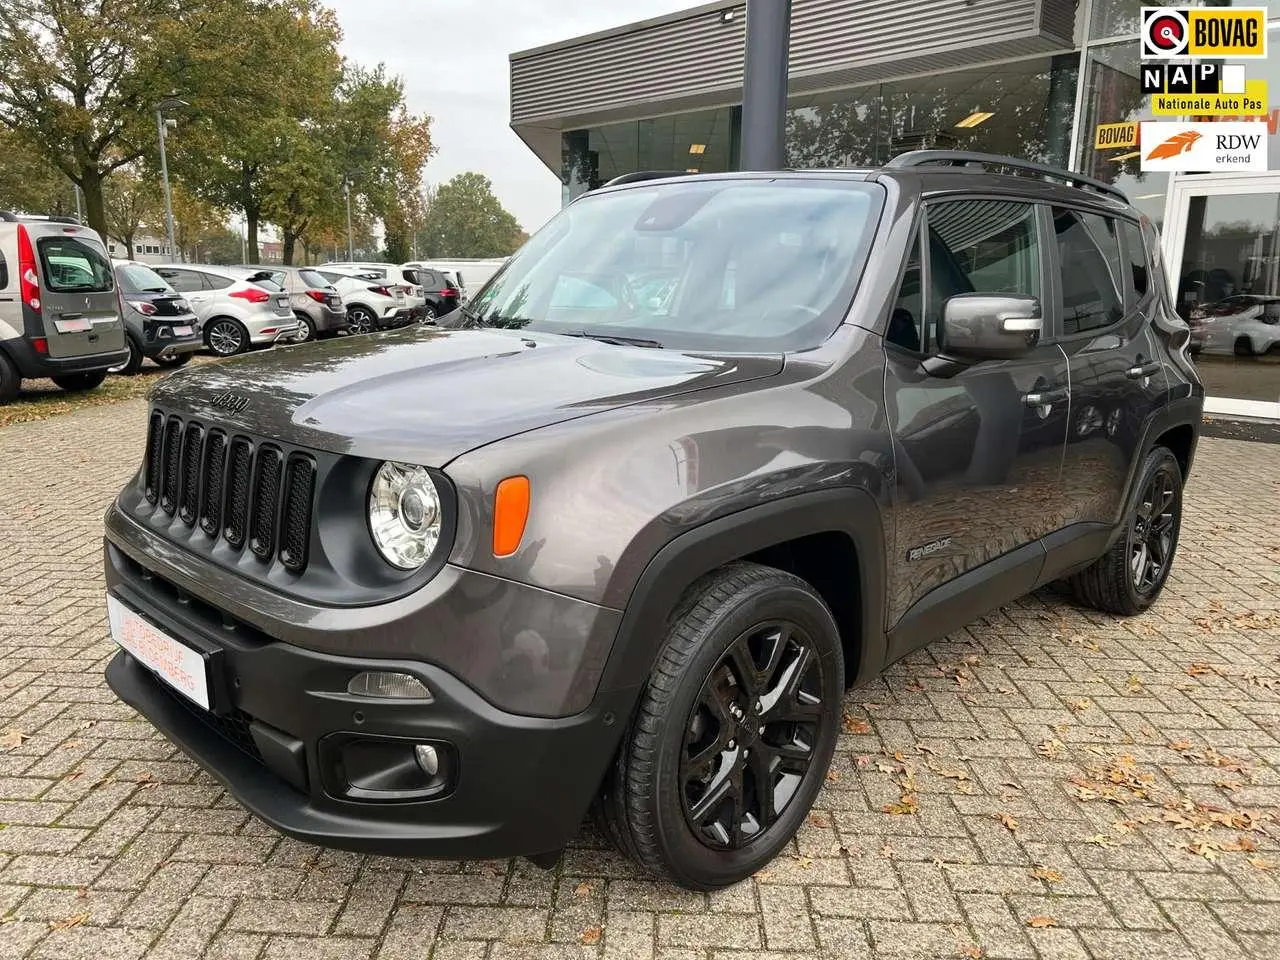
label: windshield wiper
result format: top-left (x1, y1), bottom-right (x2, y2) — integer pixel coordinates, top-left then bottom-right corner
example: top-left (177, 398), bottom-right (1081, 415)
top-left (564, 331), bottom-right (663, 349)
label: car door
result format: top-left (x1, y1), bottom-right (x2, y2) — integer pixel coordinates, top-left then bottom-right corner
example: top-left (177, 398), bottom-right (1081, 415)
top-left (30, 227), bottom-right (123, 359)
top-left (1049, 209), bottom-right (1168, 566)
top-left (884, 197), bottom-right (1071, 653)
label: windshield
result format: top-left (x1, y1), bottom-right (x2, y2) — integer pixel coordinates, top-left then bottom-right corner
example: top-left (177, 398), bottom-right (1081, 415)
top-left (116, 263), bottom-right (173, 294)
top-left (451, 180), bottom-right (882, 352)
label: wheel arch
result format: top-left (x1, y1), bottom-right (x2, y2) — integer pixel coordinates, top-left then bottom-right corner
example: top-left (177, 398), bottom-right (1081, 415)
top-left (595, 488), bottom-right (888, 711)
top-left (1107, 396), bottom-right (1201, 547)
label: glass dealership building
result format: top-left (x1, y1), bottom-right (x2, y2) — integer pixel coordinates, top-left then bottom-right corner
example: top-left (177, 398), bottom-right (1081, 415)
top-left (510, 0), bottom-right (1280, 419)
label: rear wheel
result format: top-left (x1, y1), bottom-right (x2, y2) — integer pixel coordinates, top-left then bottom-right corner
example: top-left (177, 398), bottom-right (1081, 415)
top-left (596, 563), bottom-right (844, 889)
top-left (347, 306), bottom-right (376, 335)
top-left (52, 370), bottom-right (107, 393)
top-left (108, 334), bottom-right (144, 376)
top-left (0, 351), bottom-right (19, 404)
top-left (294, 313), bottom-right (317, 343)
top-left (1235, 336), bottom-right (1256, 357)
top-left (1070, 446), bottom-right (1183, 616)
top-left (205, 318), bottom-right (249, 356)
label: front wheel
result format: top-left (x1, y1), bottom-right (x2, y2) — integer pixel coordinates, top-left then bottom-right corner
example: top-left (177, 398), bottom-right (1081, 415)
top-left (1070, 446), bottom-right (1183, 616)
top-left (153, 353), bottom-right (192, 369)
top-left (52, 370), bottom-right (108, 393)
top-left (347, 306), bottom-right (376, 335)
top-left (418, 305), bottom-right (437, 326)
top-left (596, 563), bottom-right (844, 890)
top-left (205, 318), bottom-right (249, 356)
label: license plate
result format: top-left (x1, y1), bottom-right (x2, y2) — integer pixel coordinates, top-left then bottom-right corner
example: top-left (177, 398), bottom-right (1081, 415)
top-left (107, 596), bottom-right (211, 710)
top-left (172, 325), bottom-right (193, 336)
top-left (54, 317), bottom-right (92, 333)
top-left (277, 296), bottom-right (289, 308)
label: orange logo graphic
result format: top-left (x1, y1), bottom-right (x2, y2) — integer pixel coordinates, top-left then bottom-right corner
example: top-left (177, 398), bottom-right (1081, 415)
top-left (1146, 130), bottom-right (1202, 159)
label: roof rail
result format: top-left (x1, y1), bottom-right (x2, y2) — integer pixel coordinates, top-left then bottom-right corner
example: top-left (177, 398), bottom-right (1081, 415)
top-left (602, 170), bottom-right (695, 187)
top-left (0, 210), bottom-right (83, 224)
top-left (884, 150), bottom-right (1129, 204)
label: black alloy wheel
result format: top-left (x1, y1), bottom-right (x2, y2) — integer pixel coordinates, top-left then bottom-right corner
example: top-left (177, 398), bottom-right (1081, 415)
top-left (418, 305), bottom-right (437, 325)
top-left (347, 306), bottom-right (375, 335)
top-left (681, 621), bottom-right (824, 849)
top-left (1129, 460), bottom-right (1180, 597)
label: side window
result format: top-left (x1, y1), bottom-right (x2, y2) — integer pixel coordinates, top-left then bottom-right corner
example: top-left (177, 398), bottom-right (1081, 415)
top-left (887, 228), bottom-right (924, 352)
top-left (159, 270), bottom-right (203, 293)
top-left (0, 248), bottom-right (8, 289)
top-left (204, 274), bottom-right (233, 290)
top-left (1052, 208), bottom-right (1124, 334)
top-left (1120, 219), bottom-right (1151, 309)
top-left (924, 199), bottom-right (1041, 342)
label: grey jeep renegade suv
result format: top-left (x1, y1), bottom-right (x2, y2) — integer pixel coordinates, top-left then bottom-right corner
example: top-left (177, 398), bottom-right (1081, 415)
top-left (103, 152), bottom-right (1203, 890)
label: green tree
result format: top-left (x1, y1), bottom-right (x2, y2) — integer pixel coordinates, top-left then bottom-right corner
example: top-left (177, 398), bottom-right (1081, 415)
top-left (0, 128), bottom-right (77, 216)
top-left (419, 173), bottom-right (523, 259)
top-left (104, 166), bottom-right (163, 258)
top-left (0, 0), bottom-right (218, 236)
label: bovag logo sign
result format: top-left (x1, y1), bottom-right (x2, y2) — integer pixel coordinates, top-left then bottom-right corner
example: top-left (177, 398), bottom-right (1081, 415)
top-left (1141, 7), bottom-right (1268, 59)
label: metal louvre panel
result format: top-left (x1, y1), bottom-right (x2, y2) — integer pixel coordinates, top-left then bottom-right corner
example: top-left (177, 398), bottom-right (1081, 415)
top-left (144, 413), bottom-right (163, 504)
top-left (224, 438), bottom-right (253, 550)
top-left (161, 417), bottom-right (182, 515)
top-left (200, 431), bottom-right (227, 538)
top-left (510, 0), bottom-right (1075, 125)
top-left (280, 456), bottom-right (315, 573)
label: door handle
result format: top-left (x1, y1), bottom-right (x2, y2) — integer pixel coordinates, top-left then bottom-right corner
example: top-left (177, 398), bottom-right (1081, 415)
top-left (1126, 361), bottom-right (1161, 379)
top-left (57, 312), bottom-right (85, 320)
top-left (1024, 388), bottom-right (1068, 407)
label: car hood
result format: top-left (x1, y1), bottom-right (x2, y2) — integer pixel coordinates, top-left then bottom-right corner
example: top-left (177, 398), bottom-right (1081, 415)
top-left (149, 325), bottom-right (783, 464)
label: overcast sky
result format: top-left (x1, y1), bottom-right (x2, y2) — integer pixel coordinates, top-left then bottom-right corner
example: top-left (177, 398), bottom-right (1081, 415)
top-left (327, 0), bottom-right (696, 234)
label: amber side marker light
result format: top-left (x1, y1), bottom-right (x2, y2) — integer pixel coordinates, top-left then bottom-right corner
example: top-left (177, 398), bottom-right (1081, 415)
top-left (493, 476), bottom-right (531, 557)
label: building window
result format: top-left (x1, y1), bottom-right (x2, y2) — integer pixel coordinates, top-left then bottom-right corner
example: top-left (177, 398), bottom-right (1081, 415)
top-left (785, 54), bottom-right (1079, 170)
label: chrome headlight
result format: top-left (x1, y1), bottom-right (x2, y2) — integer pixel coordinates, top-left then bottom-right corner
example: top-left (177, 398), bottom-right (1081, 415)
top-left (368, 461), bottom-right (443, 570)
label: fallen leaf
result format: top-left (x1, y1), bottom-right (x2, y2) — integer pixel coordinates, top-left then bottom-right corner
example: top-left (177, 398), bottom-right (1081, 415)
top-left (753, 869), bottom-right (774, 882)
top-left (1249, 857), bottom-right (1277, 870)
top-left (882, 794), bottom-right (919, 816)
top-left (854, 755), bottom-right (871, 768)
top-left (1186, 663), bottom-right (1213, 678)
top-left (807, 814), bottom-right (829, 828)
top-left (1026, 915), bottom-right (1058, 928)
top-left (936, 767), bottom-right (971, 782)
top-left (1036, 739), bottom-right (1064, 760)
top-left (573, 881), bottom-right (592, 899)
top-left (74, 888), bottom-right (87, 900)
top-left (996, 812), bottom-right (1018, 833)
top-left (1222, 836), bottom-right (1258, 853)
top-left (790, 855), bottom-right (814, 868)
top-left (1169, 739), bottom-right (1194, 752)
top-left (1031, 867), bottom-right (1064, 883)
top-left (0, 730), bottom-right (30, 750)
top-left (0, 914), bottom-right (17, 925)
top-left (48, 912), bottom-right (89, 931)
top-left (1068, 699), bottom-right (1092, 713)
top-left (825, 770), bottom-right (841, 783)
top-left (957, 945), bottom-right (985, 959)
top-left (879, 843), bottom-right (896, 859)
top-left (1125, 674), bottom-right (1144, 694)
top-left (1086, 834), bottom-right (1118, 848)
top-left (842, 712), bottom-right (871, 735)
top-left (580, 926), bottom-right (602, 945)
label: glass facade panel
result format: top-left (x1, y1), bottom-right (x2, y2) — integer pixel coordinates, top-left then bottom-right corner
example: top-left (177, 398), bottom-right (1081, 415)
top-left (784, 55), bottom-right (1079, 169)
top-left (1077, 42), bottom-right (1169, 228)
top-left (1091, 1), bottom-right (1279, 41)
top-left (1179, 192), bottom-right (1280, 404)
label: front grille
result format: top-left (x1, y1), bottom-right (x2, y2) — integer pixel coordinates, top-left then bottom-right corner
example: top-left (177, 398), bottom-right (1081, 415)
top-left (140, 411), bottom-right (316, 573)
top-left (152, 677), bottom-right (264, 765)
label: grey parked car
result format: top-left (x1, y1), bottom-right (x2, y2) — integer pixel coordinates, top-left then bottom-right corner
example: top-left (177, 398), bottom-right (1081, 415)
top-left (102, 153), bottom-right (1203, 890)
top-left (234, 265), bottom-right (345, 342)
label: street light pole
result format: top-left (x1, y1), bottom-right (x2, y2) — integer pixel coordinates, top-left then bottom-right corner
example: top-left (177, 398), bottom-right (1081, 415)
top-left (741, 0), bottom-right (793, 171)
top-left (343, 177), bottom-right (354, 260)
top-left (155, 98), bottom-right (187, 260)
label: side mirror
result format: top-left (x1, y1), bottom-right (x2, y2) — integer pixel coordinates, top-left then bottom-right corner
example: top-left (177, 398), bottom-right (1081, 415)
top-left (937, 293), bottom-right (1042, 362)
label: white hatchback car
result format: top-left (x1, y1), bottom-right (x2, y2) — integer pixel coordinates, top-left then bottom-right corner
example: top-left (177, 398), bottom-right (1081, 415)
top-left (1189, 295), bottom-right (1280, 357)
top-left (315, 269), bottom-right (411, 334)
top-left (151, 265), bottom-right (300, 356)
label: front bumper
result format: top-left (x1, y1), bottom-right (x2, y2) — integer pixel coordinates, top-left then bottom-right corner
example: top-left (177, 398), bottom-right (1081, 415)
top-left (102, 506), bottom-right (631, 859)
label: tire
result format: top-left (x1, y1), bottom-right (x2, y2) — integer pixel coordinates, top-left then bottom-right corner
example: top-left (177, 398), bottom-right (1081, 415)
top-left (1070, 446), bottom-right (1183, 616)
top-left (108, 334), bottom-right (144, 376)
top-left (294, 313), bottom-right (317, 343)
top-left (205, 318), bottom-right (249, 356)
top-left (153, 353), bottom-right (192, 369)
top-left (596, 562), bottom-right (844, 889)
top-left (0, 350), bottom-right (19, 404)
top-left (418, 305), bottom-right (437, 326)
top-left (51, 370), bottom-right (107, 393)
top-left (347, 306), bottom-right (376, 335)
top-left (1234, 336), bottom-right (1255, 357)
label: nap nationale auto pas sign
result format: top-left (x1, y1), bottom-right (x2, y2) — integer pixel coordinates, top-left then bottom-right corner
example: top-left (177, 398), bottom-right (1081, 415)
top-left (1139, 120), bottom-right (1269, 171)
top-left (1141, 7), bottom-right (1268, 59)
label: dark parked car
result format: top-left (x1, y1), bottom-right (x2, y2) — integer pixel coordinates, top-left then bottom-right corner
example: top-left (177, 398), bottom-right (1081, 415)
top-left (101, 153), bottom-right (1203, 891)
top-left (407, 265), bottom-right (461, 323)
top-left (110, 260), bottom-right (202, 375)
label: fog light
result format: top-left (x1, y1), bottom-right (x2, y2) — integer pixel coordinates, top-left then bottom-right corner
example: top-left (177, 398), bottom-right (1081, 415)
top-left (347, 671), bottom-right (433, 700)
top-left (414, 743), bottom-right (439, 776)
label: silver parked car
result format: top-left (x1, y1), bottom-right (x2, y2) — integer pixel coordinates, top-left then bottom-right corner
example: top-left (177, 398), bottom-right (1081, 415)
top-left (152, 264), bottom-right (300, 356)
top-left (233, 265), bottom-right (345, 342)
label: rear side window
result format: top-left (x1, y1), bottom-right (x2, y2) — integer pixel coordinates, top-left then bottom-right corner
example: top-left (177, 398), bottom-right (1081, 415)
top-left (0, 249), bottom-right (8, 289)
top-left (402, 268), bottom-right (420, 285)
top-left (204, 274), bottom-right (233, 290)
top-left (299, 270), bottom-right (329, 288)
top-left (1119, 219), bottom-right (1151, 308)
top-left (319, 272), bottom-right (343, 284)
top-left (1053, 208), bottom-right (1124, 334)
top-left (37, 237), bottom-right (114, 292)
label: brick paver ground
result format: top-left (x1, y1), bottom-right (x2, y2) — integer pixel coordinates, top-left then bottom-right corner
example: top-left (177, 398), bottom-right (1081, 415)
top-left (1, 399), bottom-right (1279, 960)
